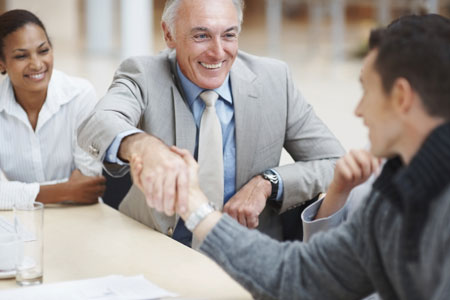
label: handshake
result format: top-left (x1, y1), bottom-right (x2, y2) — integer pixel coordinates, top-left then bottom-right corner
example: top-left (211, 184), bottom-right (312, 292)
top-left (122, 133), bottom-right (272, 230)
top-left (130, 145), bottom-right (211, 224)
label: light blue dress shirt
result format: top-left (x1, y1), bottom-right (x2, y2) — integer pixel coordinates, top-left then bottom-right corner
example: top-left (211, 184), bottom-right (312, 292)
top-left (176, 64), bottom-right (236, 203)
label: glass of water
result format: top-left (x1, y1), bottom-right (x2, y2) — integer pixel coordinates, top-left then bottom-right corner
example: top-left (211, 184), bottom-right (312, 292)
top-left (14, 202), bottom-right (44, 286)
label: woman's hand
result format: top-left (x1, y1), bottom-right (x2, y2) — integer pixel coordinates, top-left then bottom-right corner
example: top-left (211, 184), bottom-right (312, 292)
top-left (37, 169), bottom-right (105, 205)
top-left (65, 169), bottom-right (106, 204)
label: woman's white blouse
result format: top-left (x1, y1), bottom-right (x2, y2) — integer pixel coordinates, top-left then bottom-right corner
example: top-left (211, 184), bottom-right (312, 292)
top-left (0, 70), bottom-right (102, 209)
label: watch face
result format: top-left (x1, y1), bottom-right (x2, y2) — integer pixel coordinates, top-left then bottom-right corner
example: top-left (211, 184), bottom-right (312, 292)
top-left (263, 172), bottom-right (279, 184)
top-left (263, 171), bottom-right (280, 206)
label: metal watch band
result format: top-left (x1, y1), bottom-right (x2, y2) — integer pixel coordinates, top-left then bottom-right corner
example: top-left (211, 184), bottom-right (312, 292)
top-left (262, 170), bottom-right (279, 201)
top-left (185, 203), bottom-right (215, 231)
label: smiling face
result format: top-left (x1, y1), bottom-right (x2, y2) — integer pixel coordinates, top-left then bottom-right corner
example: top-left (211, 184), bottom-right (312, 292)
top-left (0, 23), bottom-right (53, 100)
top-left (163, 0), bottom-right (239, 89)
top-left (355, 49), bottom-right (403, 159)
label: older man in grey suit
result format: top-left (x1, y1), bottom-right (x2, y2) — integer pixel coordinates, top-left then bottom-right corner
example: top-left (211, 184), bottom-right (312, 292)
top-left (78, 0), bottom-right (344, 247)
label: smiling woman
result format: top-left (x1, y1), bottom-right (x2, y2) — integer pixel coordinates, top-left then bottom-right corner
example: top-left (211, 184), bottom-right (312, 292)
top-left (0, 23), bottom-right (53, 129)
top-left (0, 9), bottom-right (105, 209)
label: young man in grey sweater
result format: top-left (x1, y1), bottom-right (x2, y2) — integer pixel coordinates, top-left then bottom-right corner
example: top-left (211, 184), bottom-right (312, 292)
top-left (133, 14), bottom-right (450, 300)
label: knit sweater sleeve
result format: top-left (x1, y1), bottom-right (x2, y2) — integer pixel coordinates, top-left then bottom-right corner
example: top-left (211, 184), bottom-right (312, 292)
top-left (432, 255), bottom-right (450, 299)
top-left (430, 188), bottom-right (450, 299)
top-left (200, 213), bottom-right (374, 300)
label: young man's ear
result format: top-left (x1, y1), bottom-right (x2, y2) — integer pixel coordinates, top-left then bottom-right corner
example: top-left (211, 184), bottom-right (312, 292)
top-left (0, 62), bottom-right (6, 75)
top-left (162, 22), bottom-right (176, 49)
top-left (390, 78), bottom-right (415, 115)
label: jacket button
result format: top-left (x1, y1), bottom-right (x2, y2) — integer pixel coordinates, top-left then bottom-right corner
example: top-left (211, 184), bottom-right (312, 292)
top-left (167, 227), bottom-right (174, 237)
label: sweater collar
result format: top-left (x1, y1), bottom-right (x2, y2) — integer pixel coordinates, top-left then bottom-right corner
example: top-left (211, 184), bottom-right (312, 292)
top-left (373, 122), bottom-right (450, 210)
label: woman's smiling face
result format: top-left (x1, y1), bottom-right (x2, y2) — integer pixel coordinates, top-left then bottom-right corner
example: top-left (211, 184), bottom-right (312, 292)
top-left (0, 23), bottom-right (53, 97)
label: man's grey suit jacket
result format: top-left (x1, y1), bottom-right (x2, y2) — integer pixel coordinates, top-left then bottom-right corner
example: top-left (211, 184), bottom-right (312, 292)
top-left (78, 49), bottom-right (345, 240)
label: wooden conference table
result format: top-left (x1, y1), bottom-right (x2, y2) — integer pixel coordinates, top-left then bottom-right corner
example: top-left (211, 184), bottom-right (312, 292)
top-left (0, 203), bottom-right (251, 299)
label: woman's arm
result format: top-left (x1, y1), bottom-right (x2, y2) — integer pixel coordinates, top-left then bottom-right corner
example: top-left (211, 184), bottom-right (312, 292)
top-left (0, 169), bottom-right (105, 209)
top-left (37, 169), bottom-right (105, 205)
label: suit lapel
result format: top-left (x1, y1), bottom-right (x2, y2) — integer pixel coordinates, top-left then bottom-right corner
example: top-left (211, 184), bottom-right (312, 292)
top-left (168, 51), bottom-right (197, 227)
top-left (231, 57), bottom-right (261, 189)
top-left (173, 89), bottom-right (196, 154)
top-left (168, 51), bottom-right (197, 155)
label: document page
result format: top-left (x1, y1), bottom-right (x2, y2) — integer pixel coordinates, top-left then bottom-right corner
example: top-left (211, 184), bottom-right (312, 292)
top-left (0, 275), bottom-right (177, 300)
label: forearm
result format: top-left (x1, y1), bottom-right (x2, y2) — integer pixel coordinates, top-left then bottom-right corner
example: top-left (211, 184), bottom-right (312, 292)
top-left (0, 179), bottom-right (76, 208)
top-left (199, 214), bottom-right (370, 300)
top-left (180, 185), bottom-right (222, 242)
top-left (314, 183), bottom-right (350, 219)
top-left (36, 182), bottom-right (72, 204)
top-left (193, 211), bottom-right (222, 242)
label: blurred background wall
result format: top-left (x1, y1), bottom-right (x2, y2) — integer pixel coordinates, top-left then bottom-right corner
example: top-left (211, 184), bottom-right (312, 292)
top-left (1, 0), bottom-right (449, 153)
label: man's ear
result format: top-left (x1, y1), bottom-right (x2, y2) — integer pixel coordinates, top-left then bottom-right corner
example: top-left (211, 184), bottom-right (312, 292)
top-left (0, 61), bottom-right (6, 75)
top-left (162, 22), bottom-right (176, 49)
top-left (390, 78), bottom-right (415, 115)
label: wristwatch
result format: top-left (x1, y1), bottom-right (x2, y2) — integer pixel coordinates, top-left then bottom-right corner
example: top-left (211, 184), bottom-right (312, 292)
top-left (261, 169), bottom-right (281, 210)
top-left (185, 202), bottom-right (216, 231)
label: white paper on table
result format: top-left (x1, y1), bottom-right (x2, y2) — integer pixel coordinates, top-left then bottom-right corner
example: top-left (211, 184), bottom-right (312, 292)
top-left (0, 216), bottom-right (15, 234)
top-left (0, 274), bottom-right (178, 300)
top-left (0, 216), bottom-right (35, 241)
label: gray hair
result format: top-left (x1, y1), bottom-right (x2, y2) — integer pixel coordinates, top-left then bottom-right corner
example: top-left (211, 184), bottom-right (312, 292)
top-left (162, 0), bottom-right (244, 36)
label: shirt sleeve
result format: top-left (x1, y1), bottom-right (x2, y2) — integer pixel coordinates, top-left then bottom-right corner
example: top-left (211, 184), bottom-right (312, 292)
top-left (0, 181), bottom-right (39, 210)
top-left (270, 168), bottom-right (284, 201)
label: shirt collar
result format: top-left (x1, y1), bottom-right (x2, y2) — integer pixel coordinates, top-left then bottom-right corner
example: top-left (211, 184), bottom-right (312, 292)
top-left (176, 63), bottom-right (232, 107)
top-left (0, 76), bottom-right (15, 113)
